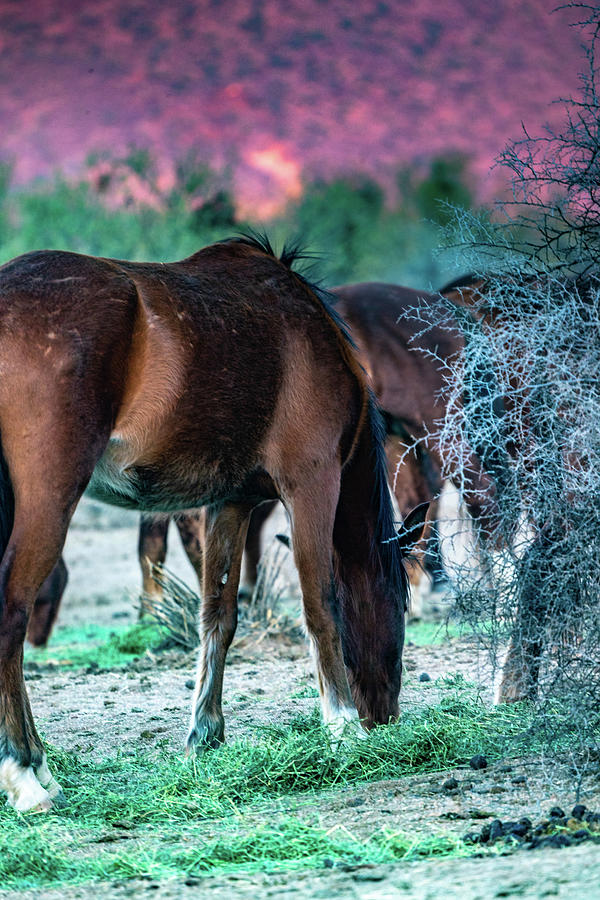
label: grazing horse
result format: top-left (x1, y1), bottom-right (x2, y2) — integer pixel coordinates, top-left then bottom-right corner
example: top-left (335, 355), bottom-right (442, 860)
top-left (27, 283), bottom-right (454, 648)
top-left (0, 236), bottom-right (426, 813)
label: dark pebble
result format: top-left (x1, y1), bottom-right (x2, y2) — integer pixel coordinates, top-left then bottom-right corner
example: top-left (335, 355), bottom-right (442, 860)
top-left (519, 817), bottom-right (533, 830)
top-left (511, 775), bottom-right (527, 784)
top-left (352, 872), bottom-right (386, 883)
top-left (469, 754), bottom-right (488, 770)
top-left (323, 858), bottom-right (334, 869)
top-left (443, 777), bottom-right (459, 791)
top-left (418, 672), bottom-right (432, 682)
top-left (536, 833), bottom-right (573, 849)
top-left (489, 819), bottom-right (504, 841)
top-left (504, 822), bottom-right (529, 838)
top-left (572, 804), bottom-right (587, 821)
top-left (185, 679), bottom-right (195, 690)
top-left (573, 829), bottom-right (590, 841)
top-left (346, 797), bottom-right (366, 808)
top-left (463, 832), bottom-right (480, 844)
top-left (549, 806), bottom-right (566, 819)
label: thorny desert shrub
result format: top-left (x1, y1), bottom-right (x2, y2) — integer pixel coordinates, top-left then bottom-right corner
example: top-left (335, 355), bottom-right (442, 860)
top-left (399, 6), bottom-right (600, 762)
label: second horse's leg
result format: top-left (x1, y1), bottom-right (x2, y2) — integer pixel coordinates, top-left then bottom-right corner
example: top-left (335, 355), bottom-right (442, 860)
top-left (186, 503), bottom-right (251, 751)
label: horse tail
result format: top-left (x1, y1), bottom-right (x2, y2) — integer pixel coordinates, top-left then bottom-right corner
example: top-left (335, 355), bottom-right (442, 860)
top-left (0, 432), bottom-right (15, 616)
top-left (332, 392), bottom-right (410, 727)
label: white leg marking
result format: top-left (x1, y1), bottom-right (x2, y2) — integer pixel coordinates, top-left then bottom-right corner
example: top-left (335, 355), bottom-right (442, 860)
top-left (407, 567), bottom-right (429, 621)
top-left (187, 626), bottom-right (225, 745)
top-left (321, 691), bottom-right (366, 744)
top-left (307, 636), bottom-right (365, 744)
top-left (0, 759), bottom-right (53, 812)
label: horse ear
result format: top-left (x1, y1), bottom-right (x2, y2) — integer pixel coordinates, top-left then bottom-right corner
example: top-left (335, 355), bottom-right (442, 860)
top-left (396, 501), bottom-right (430, 553)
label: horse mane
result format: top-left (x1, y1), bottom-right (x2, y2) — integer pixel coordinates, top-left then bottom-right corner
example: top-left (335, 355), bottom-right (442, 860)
top-left (228, 233), bottom-right (357, 349)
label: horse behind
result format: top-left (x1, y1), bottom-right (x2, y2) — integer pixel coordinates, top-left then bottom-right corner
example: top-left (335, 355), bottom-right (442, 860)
top-left (0, 236), bottom-right (423, 813)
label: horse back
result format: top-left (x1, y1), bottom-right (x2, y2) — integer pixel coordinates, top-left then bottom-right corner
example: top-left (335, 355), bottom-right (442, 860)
top-left (333, 282), bottom-right (462, 437)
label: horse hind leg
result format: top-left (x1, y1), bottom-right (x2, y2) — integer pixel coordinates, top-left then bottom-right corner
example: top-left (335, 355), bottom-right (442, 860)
top-left (238, 501), bottom-right (277, 599)
top-left (138, 514), bottom-right (170, 615)
top-left (285, 466), bottom-right (361, 742)
top-left (174, 510), bottom-right (205, 593)
top-left (186, 502), bottom-right (251, 752)
top-left (0, 509), bottom-right (74, 811)
top-left (0, 409), bottom-right (110, 811)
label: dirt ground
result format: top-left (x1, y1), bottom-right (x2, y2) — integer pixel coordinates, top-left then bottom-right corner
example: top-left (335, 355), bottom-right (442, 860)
top-left (10, 497), bottom-right (600, 900)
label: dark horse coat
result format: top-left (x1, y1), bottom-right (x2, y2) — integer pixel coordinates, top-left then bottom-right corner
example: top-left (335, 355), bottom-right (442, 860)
top-left (0, 236), bottom-right (421, 812)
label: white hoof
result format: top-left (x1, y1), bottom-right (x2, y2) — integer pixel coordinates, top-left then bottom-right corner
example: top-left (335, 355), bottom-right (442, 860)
top-left (0, 759), bottom-right (53, 812)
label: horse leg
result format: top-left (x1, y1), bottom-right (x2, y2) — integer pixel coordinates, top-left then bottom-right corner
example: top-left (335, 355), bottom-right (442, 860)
top-left (388, 437), bottom-right (441, 619)
top-left (0, 506), bottom-right (77, 811)
top-left (0, 390), bottom-right (110, 811)
top-left (186, 502), bottom-right (251, 751)
top-left (495, 532), bottom-right (549, 703)
top-left (174, 511), bottom-right (205, 592)
top-left (26, 556), bottom-right (68, 647)
top-left (286, 467), bottom-right (360, 741)
top-left (138, 514), bottom-right (170, 612)
top-left (239, 500), bottom-right (276, 599)
top-left (422, 496), bottom-right (447, 589)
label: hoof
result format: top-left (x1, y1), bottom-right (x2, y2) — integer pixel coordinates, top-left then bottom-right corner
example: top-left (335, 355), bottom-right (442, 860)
top-left (324, 709), bottom-right (367, 748)
top-left (22, 795), bottom-right (55, 814)
top-left (185, 715), bottom-right (225, 753)
top-left (1, 759), bottom-right (56, 813)
top-left (50, 789), bottom-right (68, 809)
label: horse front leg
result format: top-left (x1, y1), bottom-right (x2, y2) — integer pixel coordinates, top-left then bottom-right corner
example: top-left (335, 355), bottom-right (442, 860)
top-left (186, 502), bottom-right (251, 752)
top-left (286, 467), bottom-right (362, 743)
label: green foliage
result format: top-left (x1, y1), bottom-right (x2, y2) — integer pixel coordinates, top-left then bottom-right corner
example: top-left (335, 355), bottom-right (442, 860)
top-left (0, 685), bottom-right (528, 888)
top-left (411, 154), bottom-right (473, 224)
top-left (24, 621), bottom-right (166, 671)
top-left (0, 150), bottom-right (474, 288)
top-left (405, 620), bottom-right (462, 646)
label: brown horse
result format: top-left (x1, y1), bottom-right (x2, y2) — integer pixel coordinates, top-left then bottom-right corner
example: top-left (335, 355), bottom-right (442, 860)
top-left (0, 236), bottom-right (426, 812)
top-left (27, 284), bottom-right (453, 648)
